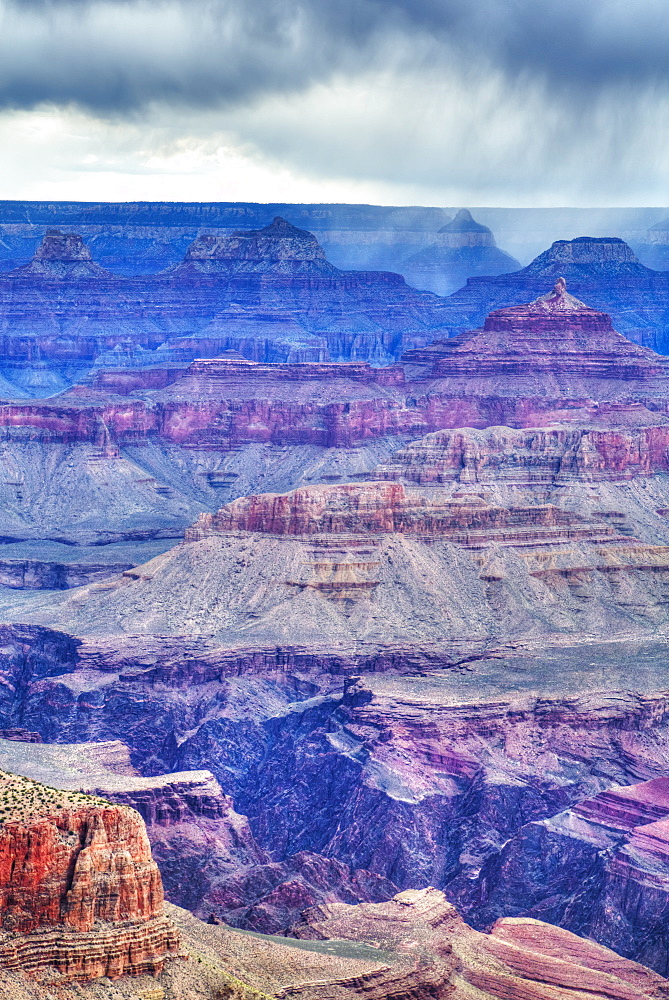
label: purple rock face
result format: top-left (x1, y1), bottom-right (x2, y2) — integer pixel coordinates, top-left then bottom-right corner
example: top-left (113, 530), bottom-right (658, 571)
top-left (10, 230), bottom-right (115, 279)
top-left (171, 217), bottom-right (342, 277)
top-left (4, 620), bottom-right (669, 968)
top-left (436, 237), bottom-right (669, 352)
top-left (0, 219), bottom-right (453, 369)
top-left (2, 217), bottom-right (669, 988)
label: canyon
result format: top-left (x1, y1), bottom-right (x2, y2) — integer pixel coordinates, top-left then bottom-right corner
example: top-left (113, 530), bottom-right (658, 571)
top-left (2, 206), bottom-right (669, 997)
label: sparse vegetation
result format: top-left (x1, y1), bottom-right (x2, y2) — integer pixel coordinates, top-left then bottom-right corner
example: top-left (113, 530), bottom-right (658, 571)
top-left (0, 769), bottom-right (120, 824)
top-left (185, 948), bottom-right (273, 1000)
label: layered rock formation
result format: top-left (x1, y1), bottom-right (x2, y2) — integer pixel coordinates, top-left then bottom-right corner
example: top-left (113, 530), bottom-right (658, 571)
top-left (4, 888), bottom-right (665, 1000)
top-left (404, 277), bottom-right (667, 380)
top-left (0, 199), bottom-right (452, 275)
top-left (0, 219), bottom-right (454, 373)
top-left (5, 622), bottom-right (669, 971)
top-left (286, 887), bottom-right (669, 1000)
top-left (8, 230), bottom-right (114, 280)
top-left (2, 211), bottom-right (669, 991)
top-left (0, 770), bottom-right (180, 982)
top-left (0, 736), bottom-right (398, 935)
top-left (375, 421), bottom-right (669, 485)
top-left (165, 216), bottom-right (342, 277)
top-left (402, 209), bottom-right (520, 295)
top-left (5, 479), bottom-right (669, 652)
top-left (469, 776), bottom-right (669, 973)
top-left (437, 236), bottom-right (669, 352)
top-left (186, 480), bottom-right (618, 542)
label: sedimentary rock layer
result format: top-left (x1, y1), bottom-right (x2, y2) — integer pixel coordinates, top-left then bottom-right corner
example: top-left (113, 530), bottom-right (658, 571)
top-left (434, 237), bottom-right (669, 353)
top-left (404, 277), bottom-right (667, 380)
top-left (0, 221), bottom-right (453, 367)
top-left (402, 209), bottom-right (520, 295)
top-left (375, 423), bottom-right (669, 484)
top-left (187, 480), bottom-right (620, 545)
top-left (0, 737), bottom-right (398, 934)
top-left (286, 887), bottom-right (669, 1000)
top-left (5, 480), bottom-right (669, 648)
top-left (469, 776), bottom-right (669, 974)
top-left (0, 771), bottom-right (180, 981)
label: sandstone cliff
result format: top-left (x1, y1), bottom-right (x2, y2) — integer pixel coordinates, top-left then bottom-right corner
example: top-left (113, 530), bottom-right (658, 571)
top-left (0, 770), bottom-right (180, 982)
top-left (0, 736), bottom-right (398, 935)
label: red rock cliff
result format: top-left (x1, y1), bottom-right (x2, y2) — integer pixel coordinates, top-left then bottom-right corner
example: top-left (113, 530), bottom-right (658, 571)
top-left (186, 481), bottom-right (617, 547)
top-left (0, 772), bottom-right (180, 982)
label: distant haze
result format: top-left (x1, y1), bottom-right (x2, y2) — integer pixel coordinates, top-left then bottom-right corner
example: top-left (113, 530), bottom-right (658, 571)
top-left (0, 1), bottom-right (668, 204)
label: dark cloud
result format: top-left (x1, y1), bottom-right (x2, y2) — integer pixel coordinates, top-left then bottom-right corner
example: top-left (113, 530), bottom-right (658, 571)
top-left (0, 0), bottom-right (668, 114)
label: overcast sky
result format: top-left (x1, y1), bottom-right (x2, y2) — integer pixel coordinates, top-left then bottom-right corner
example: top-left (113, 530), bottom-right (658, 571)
top-left (1, 0), bottom-right (668, 205)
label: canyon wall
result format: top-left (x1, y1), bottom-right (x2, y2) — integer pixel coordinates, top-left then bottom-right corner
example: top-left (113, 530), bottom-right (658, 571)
top-left (0, 771), bottom-right (180, 982)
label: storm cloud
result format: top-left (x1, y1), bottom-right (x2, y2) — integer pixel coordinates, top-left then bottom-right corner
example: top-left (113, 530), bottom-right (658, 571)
top-left (0, 0), bottom-right (668, 204)
top-left (1, 0), bottom-right (669, 113)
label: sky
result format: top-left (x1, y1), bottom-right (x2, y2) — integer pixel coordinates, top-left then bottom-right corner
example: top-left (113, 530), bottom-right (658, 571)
top-left (1, 0), bottom-right (668, 206)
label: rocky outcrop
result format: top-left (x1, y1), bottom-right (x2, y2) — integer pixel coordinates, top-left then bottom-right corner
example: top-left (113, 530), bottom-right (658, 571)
top-left (7, 481), bottom-right (669, 648)
top-left (0, 770), bottom-right (180, 982)
top-left (435, 237), bottom-right (669, 353)
top-left (469, 776), bottom-right (669, 974)
top-left (0, 735), bottom-right (398, 935)
top-left (286, 887), bottom-right (669, 1000)
top-left (0, 219), bottom-right (454, 371)
top-left (5, 623), bottom-right (669, 969)
top-left (186, 480), bottom-right (620, 543)
top-left (166, 216), bottom-right (342, 277)
top-left (375, 422), bottom-right (669, 484)
top-left (402, 209), bottom-right (520, 295)
top-left (9, 231), bottom-right (114, 280)
top-left (404, 278), bottom-right (668, 380)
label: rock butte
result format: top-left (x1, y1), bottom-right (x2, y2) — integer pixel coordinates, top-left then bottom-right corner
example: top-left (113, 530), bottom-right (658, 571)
top-left (437, 236), bottom-right (669, 354)
top-left (402, 208), bottom-right (521, 296)
top-left (0, 474), bottom-right (666, 651)
top-left (0, 219), bottom-right (453, 369)
top-left (403, 276), bottom-right (667, 380)
top-left (0, 770), bottom-right (180, 982)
